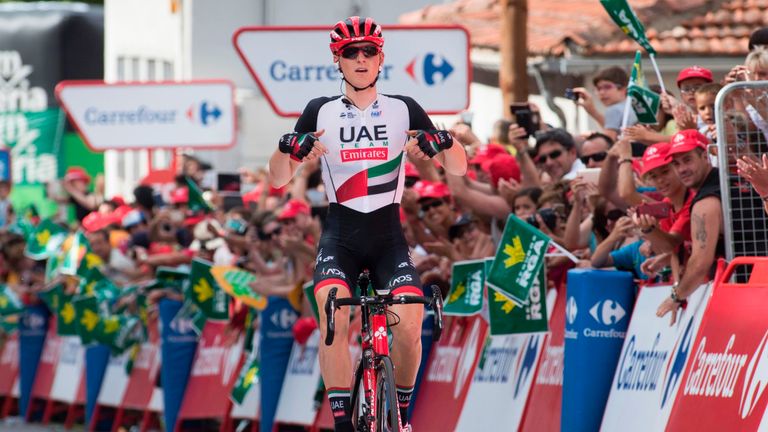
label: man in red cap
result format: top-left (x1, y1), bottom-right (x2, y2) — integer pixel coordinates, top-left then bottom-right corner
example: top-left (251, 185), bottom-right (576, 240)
top-left (657, 130), bottom-right (721, 324)
top-left (61, 166), bottom-right (103, 223)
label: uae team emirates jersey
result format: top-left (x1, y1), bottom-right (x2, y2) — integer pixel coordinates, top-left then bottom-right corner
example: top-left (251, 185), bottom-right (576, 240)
top-left (294, 94), bottom-right (433, 213)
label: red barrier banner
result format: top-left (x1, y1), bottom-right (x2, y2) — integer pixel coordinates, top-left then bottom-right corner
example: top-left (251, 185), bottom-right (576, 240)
top-left (30, 325), bottom-right (62, 401)
top-left (410, 316), bottom-right (488, 431)
top-left (666, 258), bottom-right (768, 431)
top-left (121, 321), bottom-right (161, 412)
top-left (0, 333), bottom-right (19, 396)
top-left (519, 291), bottom-right (566, 432)
top-left (176, 321), bottom-right (244, 422)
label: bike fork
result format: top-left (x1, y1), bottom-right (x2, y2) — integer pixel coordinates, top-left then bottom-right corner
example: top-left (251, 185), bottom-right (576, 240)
top-left (362, 310), bottom-right (389, 429)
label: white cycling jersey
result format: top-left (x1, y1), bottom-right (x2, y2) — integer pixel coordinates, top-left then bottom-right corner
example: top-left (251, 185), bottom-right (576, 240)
top-left (294, 94), bottom-right (433, 213)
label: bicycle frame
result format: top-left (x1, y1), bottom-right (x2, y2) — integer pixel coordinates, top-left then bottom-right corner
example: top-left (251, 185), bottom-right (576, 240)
top-left (325, 285), bottom-right (443, 431)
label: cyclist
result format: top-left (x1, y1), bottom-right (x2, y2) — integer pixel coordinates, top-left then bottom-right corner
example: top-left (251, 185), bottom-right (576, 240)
top-left (268, 16), bottom-right (467, 432)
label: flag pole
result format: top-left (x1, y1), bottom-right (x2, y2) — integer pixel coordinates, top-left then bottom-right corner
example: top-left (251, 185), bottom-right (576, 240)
top-left (545, 240), bottom-right (580, 264)
top-left (620, 85), bottom-right (633, 131)
top-left (648, 53), bottom-right (666, 94)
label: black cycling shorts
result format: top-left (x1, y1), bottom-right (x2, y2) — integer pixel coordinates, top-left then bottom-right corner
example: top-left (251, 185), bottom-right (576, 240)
top-left (313, 203), bottom-right (422, 296)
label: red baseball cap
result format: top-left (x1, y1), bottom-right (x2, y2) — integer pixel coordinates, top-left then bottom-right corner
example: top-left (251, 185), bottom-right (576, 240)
top-left (667, 130), bottom-right (709, 156)
top-left (469, 144), bottom-right (508, 165)
top-left (639, 142), bottom-right (672, 176)
top-left (64, 167), bottom-right (91, 184)
top-left (404, 162), bottom-right (420, 178)
top-left (414, 180), bottom-right (451, 201)
top-left (169, 187), bottom-right (189, 204)
top-left (278, 199), bottom-right (311, 220)
top-left (488, 154), bottom-right (521, 187)
top-left (676, 66), bottom-right (713, 87)
top-left (82, 211), bottom-right (119, 232)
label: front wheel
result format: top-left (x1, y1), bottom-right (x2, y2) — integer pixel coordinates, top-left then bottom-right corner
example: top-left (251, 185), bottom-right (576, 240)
top-left (375, 356), bottom-right (400, 432)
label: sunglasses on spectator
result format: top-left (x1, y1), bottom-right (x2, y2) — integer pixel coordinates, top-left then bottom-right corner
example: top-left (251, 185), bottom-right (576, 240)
top-left (580, 152), bottom-right (608, 164)
top-left (420, 200), bottom-right (445, 213)
top-left (258, 226), bottom-right (282, 240)
top-left (340, 45), bottom-right (380, 59)
top-left (536, 149), bottom-right (562, 164)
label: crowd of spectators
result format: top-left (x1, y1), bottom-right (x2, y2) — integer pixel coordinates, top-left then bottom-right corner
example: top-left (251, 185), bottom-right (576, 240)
top-left (2, 28), bottom-right (768, 340)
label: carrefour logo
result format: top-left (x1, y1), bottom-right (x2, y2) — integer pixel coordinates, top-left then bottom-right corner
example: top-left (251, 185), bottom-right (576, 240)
top-left (661, 317), bottom-right (696, 407)
top-left (514, 335), bottom-right (540, 398)
top-left (187, 101), bottom-right (222, 126)
top-left (405, 53), bottom-right (454, 86)
top-left (589, 300), bottom-right (626, 325)
top-left (566, 296), bottom-right (578, 325)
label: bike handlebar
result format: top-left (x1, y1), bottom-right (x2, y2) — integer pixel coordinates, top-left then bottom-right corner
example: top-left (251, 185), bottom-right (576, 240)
top-left (324, 285), bottom-right (444, 346)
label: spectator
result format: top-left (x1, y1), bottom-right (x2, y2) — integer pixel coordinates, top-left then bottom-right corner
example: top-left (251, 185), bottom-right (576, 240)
top-left (657, 130), bottom-right (722, 324)
top-left (510, 187), bottom-right (542, 220)
top-left (573, 66), bottom-right (638, 140)
top-left (580, 132), bottom-right (613, 169)
top-left (695, 83), bottom-right (723, 143)
top-left (61, 167), bottom-right (104, 223)
top-left (590, 216), bottom-right (651, 280)
top-left (85, 229), bottom-right (140, 285)
top-left (749, 27), bottom-right (768, 51)
top-left (667, 66), bottom-right (714, 131)
top-left (624, 84), bottom-right (678, 145)
top-left (535, 128), bottom-right (585, 182)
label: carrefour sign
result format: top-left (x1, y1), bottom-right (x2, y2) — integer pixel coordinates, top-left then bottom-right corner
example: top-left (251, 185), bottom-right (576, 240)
top-left (55, 80), bottom-right (236, 151)
top-left (233, 26), bottom-right (470, 117)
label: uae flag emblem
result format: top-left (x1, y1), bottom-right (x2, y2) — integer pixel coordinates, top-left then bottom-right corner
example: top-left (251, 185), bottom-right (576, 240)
top-left (336, 153), bottom-right (403, 203)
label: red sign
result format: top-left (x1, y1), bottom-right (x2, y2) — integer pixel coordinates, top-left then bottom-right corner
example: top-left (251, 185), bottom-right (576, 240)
top-left (340, 148), bottom-right (388, 163)
top-left (520, 292), bottom-right (566, 432)
top-left (177, 321), bottom-right (244, 423)
top-left (0, 333), bottom-right (19, 396)
top-left (410, 316), bottom-right (488, 431)
top-left (122, 320), bottom-right (161, 411)
top-left (666, 258), bottom-right (768, 431)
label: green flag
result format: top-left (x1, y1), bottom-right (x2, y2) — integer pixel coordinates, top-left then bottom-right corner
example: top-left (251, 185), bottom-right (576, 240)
top-left (187, 258), bottom-right (229, 320)
top-left (211, 266), bottom-right (267, 311)
top-left (0, 284), bottom-right (24, 316)
top-left (74, 295), bottom-right (102, 345)
top-left (600, 0), bottom-right (656, 54)
top-left (627, 51), bottom-right (661, 124)
top-left (486, 259), bottom-right (549, 335)
top-left (184, 176), bottom-right (214, 213)
top-left (1, 315), bottom-right (18, 333)
top-left (60, 231), bottom-right (87, 276)
top-left (40, 284), bottom-right (79, 337)
top-left (100, 314), bottom-right (144, 355)
top-left (444, 260), bottom-right (485, 316)
top-left (487, 214), bottom-right (551, 307)
top-left (24, 219), bottom-right (68, 260)
top-left (231, 349), bottom-right (260, 404)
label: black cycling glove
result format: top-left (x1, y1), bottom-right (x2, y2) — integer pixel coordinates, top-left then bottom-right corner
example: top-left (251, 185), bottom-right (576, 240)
top-left (279, 132), bottom-right (318, 161)
top-left (413, 129), bottom-right (454, 158)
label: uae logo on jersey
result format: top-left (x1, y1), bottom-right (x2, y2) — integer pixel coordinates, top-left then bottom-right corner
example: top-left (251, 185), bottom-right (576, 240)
top-left (336, 153), bottom-right (402, 203)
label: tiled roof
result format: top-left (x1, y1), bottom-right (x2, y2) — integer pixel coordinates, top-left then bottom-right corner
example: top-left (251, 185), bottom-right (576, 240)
top-left (399, 0), bottom-right (759, 56)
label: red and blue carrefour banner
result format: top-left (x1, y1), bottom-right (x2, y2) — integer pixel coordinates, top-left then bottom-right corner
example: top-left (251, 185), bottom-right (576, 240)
top-left (601, 283), bottom-right (711, 431)
top-left (667, 258), bottom-right (768, 430)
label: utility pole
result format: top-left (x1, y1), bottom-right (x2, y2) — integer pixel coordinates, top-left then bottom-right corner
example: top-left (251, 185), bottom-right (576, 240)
top-left (500, 0), bottom-right (528, 118)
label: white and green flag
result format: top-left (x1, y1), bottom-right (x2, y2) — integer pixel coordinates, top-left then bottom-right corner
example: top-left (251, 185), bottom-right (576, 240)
top-left (600, 0), bottom-right (656, 55)
top-left (444, 259), bottom-right (485, 316)
top-left (627, 50), bottom-right (661, 125)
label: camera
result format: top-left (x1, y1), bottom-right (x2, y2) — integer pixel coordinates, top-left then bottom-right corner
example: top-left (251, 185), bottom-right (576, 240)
top-left (565, 88), bottom-right (579, 101)
top-left (526, 208), bottom-right (558, 231)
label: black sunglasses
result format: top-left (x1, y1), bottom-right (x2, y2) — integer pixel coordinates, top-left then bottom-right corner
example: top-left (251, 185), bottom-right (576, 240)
top-left (420, 200), bottom-right (445, 213)
top-left (258, 226), bottom-right (282, 240)
top-left (340, 45), bottom-right (380, 59)
top-left (580, 152), bottom-right (608, 164)
top-left (536, 149), bottom-right (562, 164)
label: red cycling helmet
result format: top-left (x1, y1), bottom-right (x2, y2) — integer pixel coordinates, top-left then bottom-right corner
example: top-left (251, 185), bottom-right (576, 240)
top-left (329, 16), bottom-right (384, 55)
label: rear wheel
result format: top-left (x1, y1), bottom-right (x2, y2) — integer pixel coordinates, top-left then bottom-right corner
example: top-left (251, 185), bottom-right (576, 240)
top-left (375, 356), bottom-right (399, 432)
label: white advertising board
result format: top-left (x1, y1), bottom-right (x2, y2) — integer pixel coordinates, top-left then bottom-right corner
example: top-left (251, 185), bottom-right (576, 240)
top-left (273, 330), bottom-right (321, 426)
top-left (96, 351), bottom-right (131, 407)
top-left (50, 336), bottom-right (85, 403)
top-left (234, 26), bottom-right (470, 116)
top-left (55, 80), bottom-right (236, 151)
top-left (600, 283), bottom-right (712, 432)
